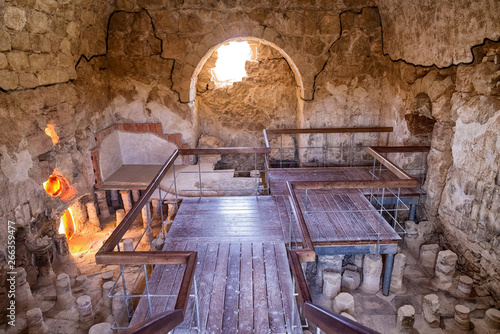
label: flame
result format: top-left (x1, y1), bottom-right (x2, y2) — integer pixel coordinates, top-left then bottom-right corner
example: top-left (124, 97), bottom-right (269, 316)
top-left (44, 175), bottom-right (63, 197)
top-left (59, 208), bottom-right (75, 240)
top-left (44, 124), bottom-right (59, 145)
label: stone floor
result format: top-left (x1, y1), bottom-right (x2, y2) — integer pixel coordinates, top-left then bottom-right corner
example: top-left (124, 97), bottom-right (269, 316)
top-left (308, 243), bottom-right (500, 334)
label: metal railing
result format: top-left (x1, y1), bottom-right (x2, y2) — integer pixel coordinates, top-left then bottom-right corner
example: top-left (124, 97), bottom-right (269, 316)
top-left (263, 127), bottom-right (393, 169)
top-left (95, 147), bottom-right (270, 333)
top-left (285, 146), bottom-right (419, 334)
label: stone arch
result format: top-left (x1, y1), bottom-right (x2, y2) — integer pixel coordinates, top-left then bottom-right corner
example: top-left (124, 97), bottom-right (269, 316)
top-left (189, 37), bottom-right (305, 146)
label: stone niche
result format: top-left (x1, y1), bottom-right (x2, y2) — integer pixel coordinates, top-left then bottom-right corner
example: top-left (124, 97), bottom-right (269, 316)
top-left (196, 41), bottom-right (299, 148)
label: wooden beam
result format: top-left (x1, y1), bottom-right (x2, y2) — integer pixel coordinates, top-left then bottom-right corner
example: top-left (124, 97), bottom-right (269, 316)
top-left (97, 150), bottom-right (179, 254)
top-left (174, 252), bottom-right (197, 313)
top-left (286, 182), bottom-right (315, 261)
top-left (369, 146), bottom-right (430, 153)
top-left (291, 179), bottom-right (418, 190)
top-left (95, 251), bottom-right (192, 265)
top-left (288, 250), bottom-right (312, 305)
top-left (178, 147), bottom-right (270, 155)
top-left (366, 147), bottom-right (414, 181)
top-left (265, 127), bottom-right (393, 135)
top-left (303, 303), bottom-right (380, 334)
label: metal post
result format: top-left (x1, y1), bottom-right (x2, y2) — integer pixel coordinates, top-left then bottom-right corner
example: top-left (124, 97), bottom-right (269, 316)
top-left (382, 253), bottom-right (395, 296)
top-left (280, 134), bottom-right (283, 169)
top-left (147, 204), bottom-right (153, 250)
top-left (349, 133), bottom-right (354, 167)
top-left (323, 133), bottom-right (327, 167)
top-left (194, 277), bottom-right (200, 333)
top-left (143, 264), bottom-right (153, 317)
top-left (198, 154), bottom-right (202, 198)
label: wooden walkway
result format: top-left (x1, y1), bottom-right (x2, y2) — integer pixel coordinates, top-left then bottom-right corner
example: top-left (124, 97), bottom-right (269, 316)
top-left (130, 197), bottom-right (301, 333)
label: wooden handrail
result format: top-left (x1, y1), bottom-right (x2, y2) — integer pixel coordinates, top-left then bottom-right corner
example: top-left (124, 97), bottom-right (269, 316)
top-left (287, 182), bottom-right (315, 262)
top-left (369, 146), bottom-right (430, 153)
top-left (367, 147), bottom-right (415, 181)
top-left (178, 147), bottom-right (270, 155)
top-left (264, 127), bottom-right (393, 135)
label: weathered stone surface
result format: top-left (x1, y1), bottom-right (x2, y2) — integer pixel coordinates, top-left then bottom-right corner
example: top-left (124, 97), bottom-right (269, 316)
top-left (0, 54), bottom-right (8, 69)
top-left (419, 243), bottom-right (440, 269)
top-left (0, 30), bottom-right (12, 51)
top-left (333, 292), bottom-right (355, 316)
top-left (431, 250), bottom-right (458, 290)
top-left (342, 269), bottom-right (361, 290)
top-left (0, 70), bottom-right (19, 90)
top-left (397, 305), bottom-right (415, 334)
top-left (422, 294), bottom-right (440, 328)
top-left (390, 253), bottom-right (406, 294)
top-left (323, 270), bottom-right (341, 299)
top-left (360, 254), bottom-right (382, 294)
top-left (4, 7), bottom-right (27, 31)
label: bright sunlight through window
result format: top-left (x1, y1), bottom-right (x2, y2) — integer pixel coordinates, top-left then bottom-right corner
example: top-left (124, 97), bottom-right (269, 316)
top-left (211, 41), bottom-right (255, 88)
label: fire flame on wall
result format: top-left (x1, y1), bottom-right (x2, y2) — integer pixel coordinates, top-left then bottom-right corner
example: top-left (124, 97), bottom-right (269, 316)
top-left (43, 173), bottom-right (69, 198)
top-left (59, 208), bottom-right (76, 240)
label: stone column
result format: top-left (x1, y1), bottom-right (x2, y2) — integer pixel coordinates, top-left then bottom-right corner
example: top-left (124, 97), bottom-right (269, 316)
top-left (142, 204), bottom-right (150, 228)
top-left (404, 221), bottom-right (422, 257)
top-left (152, 199), bottom-right (161, 215)
top-left (102, 271), bottom-right (114, 283)
top-left (485, 308), bottom-right (500, 330)
top-left (85, 201), bottom-right (100, 228)
top-left (132, 189), bottom-right (141, 203)
top-left (390, 253), bottom-right (407, 294)
top-left (454, 305), bottom-right (471, 331)
top-left (53, 233), bottom-right (70, 262)
top-left (342, 270), bottom-right (361, 290)
top-left (113, 291), bottom-right (131, 328)
top-left (110, 190), bottom-right (120, 208)
top-left (323, 270), bottom-right (341, 299)
top-left (431, 250), bottom-right (458, 289)
top-left (26, 308), bottom-right (48, 334)
top-left (120, 190), bottom-right (133, 213)
top-left (422, 294), bottom-right (440, 328)
top-left (102, 281), bottom-right (115, 309)
top-left (29, 239), bottom-right (56, 287)
top-left (15, 267), bottom-right (36, 311)
top-left (360, 254), bottom-right (382, 294)
top-left (397, 305), bottom-right (415, 334)
top-left (316, 255), bottom-right (344, 287)
top-left (123, 239), bottom-right (134, 252)
top-left (56, 273), bottom-right (75, 309)
top-left (89, 323), bottom-right (113, 334)
top-left (115, 209), bottom-right (125, 227)
top-left (95, 191), bottom-right (110, 218)
top-left (419, 244), bottom-right (440, 270)
top-left (77, 295), bottom-right (95, 330)
top-left (333, 292), bottom-right (355, 316)
top-left (457, 275), bottom-right (473, 297)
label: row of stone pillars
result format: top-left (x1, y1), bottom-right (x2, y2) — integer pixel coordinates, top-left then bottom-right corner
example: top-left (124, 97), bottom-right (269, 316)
top-left (92, 189), bottom-right (162, 229)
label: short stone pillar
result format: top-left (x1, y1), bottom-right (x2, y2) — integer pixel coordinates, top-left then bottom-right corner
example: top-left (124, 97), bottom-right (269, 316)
top-left (85, 201), bottom-right (100, 228)
top-left (142, 204), bottom-right (150, 228)
top-left (422, 294), bottom-right (440, 328)
top-left (77, 295), bottom-right (95, 330)
top-left (342, 269), bottom-right (361, 290)
top-left (323, 270), bottom-right (341, 299)
top-left (316, 255), bottom-right (344, 287)
top-left (26, 307), bottom-right (48, 334)
top-left (419, 244), bottom-right (440, 269)
top-left (397, 305), bottom-right (415, 334)
top-left (110, 190), bottom-right (120, 208)
top-left (113, 291), bottom-right (131, 327)
top-left (404, 221), bottom-right (422, 257)
top-left (29, 239), bottom-right (56, 287)
top-left (102, 271), bottom-right (114, 283)
top-left (352, 254), bottom-right (364, 268)
top-left (454, 305), bottom-right (471, 331)
top-left (360, 254), bottom-right (382, 294)
top-left (102, 281), bottom-right (115, 309)
top-left (123, 238), bottom-right (134, 252)
top-left (390, 253), bottom-right (407, 294)
top-left (89, 322), bottom-right (113, 334)
top-left (95, 191), bottom-right (110, 218)
top-left (53, 233), bottom-right (70, 262)
top-left (152, 199), bottom-right (161, 214)
top-left (485, 308), bottom-right (500, 329)
top-left (120, 190), bottom-right (133, 213)
top-left (56, 273), bottom-right (75, 309)
top-left (431, 250), bottom-right (458, 289)
top-left (115, 209), bottom-right (126, 227)
top-left (152, 234), bottom-right (166, 251)
top-left (15, 267), bottom-right (36, 311)
top-left (132, 189), bottom-right (141, 203)
top-left (333, 292), bottom-right (355, 316)
top-left (457, 275), bottom-right (473, 297)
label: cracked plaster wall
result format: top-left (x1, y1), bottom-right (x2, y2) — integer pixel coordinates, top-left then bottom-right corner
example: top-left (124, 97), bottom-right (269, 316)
top-left (1, 0), bottom-right (500, 308)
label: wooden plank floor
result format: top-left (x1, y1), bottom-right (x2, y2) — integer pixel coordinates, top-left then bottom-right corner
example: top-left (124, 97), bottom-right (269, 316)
top-left (130, 196), bottom-right (302, 333)
top-left (268, 166), bottom-right (423, 197)
top-left (275, 189), bottom-right (401, 245)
